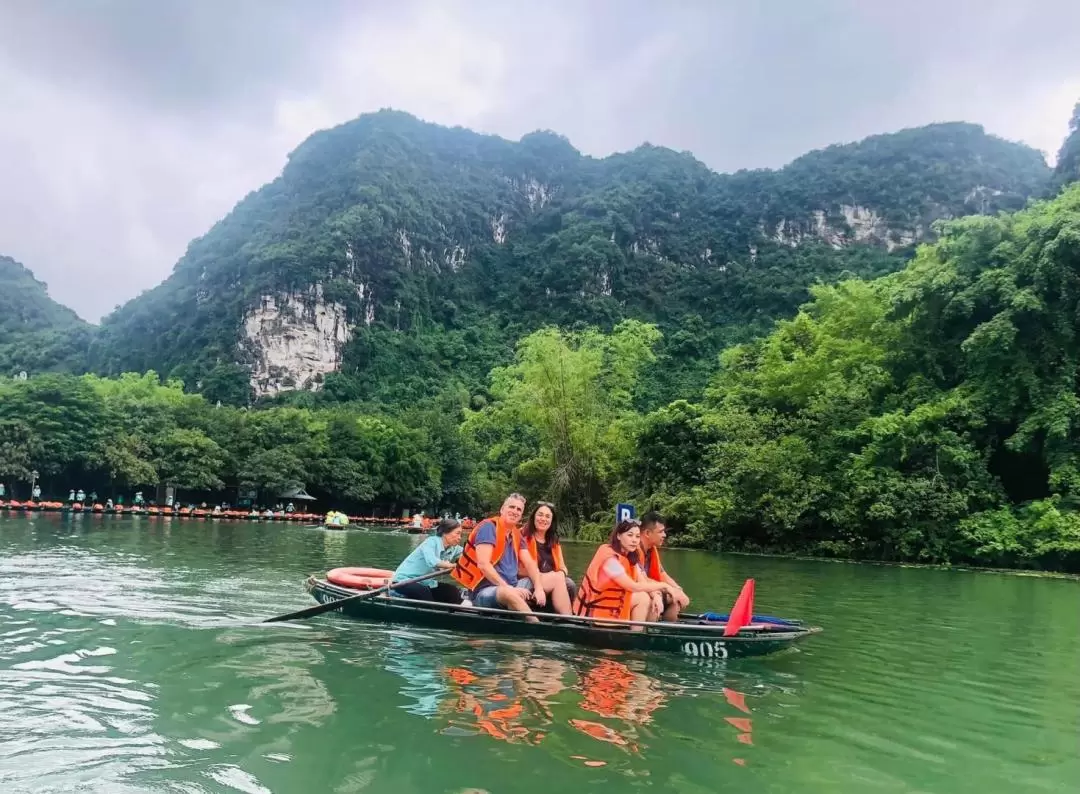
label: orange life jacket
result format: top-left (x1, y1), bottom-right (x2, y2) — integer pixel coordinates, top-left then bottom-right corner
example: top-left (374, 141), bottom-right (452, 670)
top-left (518, 532), bottom-right (566, 576)
top-left (573, 544), bottom-right (635, 620)
top-left (452, 516), bottom-right (520, 590)
top-left (642, 545), bottom-right (663, 581)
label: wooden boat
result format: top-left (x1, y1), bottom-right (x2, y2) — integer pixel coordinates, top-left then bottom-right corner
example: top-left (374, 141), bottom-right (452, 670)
top-left (304, 576), bottom-right (819, 659)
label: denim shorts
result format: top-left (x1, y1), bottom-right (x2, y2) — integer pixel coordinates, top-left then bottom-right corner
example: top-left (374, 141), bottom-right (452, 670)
top-left (471, 585), bottom-right (501, 608)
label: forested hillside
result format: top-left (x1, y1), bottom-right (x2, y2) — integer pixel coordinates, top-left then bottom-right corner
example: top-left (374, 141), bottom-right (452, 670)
top-left (0, 255), bottom-right (92, 375)
top-left (86, 112), bottom-right (1050, 407)
top-left (6, 108), bottom-right (1080, 570)
top-left (6, 186), bottom-right (1080, 571)
top-left (453, 184), bottom-right (1080, 570)
top-left (1054, 101), bottom-right (1080, 191)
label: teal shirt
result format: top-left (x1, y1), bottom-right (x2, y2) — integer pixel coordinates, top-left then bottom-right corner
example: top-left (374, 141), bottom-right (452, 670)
top-left (392, 535), bottom-right (462, 588)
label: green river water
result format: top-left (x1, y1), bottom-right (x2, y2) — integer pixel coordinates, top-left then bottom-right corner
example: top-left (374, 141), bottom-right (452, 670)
top-left (0, 514), bottom-right (1076, 793)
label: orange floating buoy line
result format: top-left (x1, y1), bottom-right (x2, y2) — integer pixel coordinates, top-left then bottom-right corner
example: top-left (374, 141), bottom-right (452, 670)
top-left (0, 500), bottom-right (418, 527)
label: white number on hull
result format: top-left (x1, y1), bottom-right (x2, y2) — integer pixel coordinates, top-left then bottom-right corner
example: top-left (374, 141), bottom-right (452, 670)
top-left (681, 640), bottom-right (729, 659)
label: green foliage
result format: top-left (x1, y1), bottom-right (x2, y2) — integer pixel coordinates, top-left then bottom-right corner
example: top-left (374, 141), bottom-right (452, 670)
top-left (1053, 100), bottom-right (1080, 192)
top-left (153, 428), bottom-right (226, 491)
top-left (0, 256), bottom-right (92, 376)
top-left (0, 373), bottom-right (110, 477)
top-left (465, 320), bottom-right (659, 531)
top-left (6, 112), bottom-right (1079, 571)
top-left (0, 420), bottom-right (42, 481)
top-left (0, 370), bottom-right (460, 511)
top-left (959, 499), bottom-right (1080, 570)
top-left (86, 113), bottom-right (1049, 410)
top-left (630, 186), bottom-right (1080, 571)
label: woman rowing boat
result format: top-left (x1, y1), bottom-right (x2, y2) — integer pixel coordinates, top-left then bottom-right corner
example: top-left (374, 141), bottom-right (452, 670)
top-left (390, 518), bottom-right (465, 604)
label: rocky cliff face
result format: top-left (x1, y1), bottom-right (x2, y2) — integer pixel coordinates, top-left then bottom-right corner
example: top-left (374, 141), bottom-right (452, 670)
top-left (89, 112), bottom-right (1051, 403)
top-left (773, 204), bottom-right (918, 251)
top-left (241, 286), bottom-right (351, 397)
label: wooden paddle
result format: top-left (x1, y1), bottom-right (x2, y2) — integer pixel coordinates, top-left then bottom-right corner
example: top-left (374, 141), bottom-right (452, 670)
top-left (263, 568), bottom-right (451, 623)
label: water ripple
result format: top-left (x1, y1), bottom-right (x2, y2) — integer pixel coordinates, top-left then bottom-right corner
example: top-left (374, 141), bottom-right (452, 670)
top-left (0, 516), bottom-right (1077, 793)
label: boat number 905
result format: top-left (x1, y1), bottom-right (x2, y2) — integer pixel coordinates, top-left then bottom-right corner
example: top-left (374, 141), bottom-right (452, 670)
top-left (682, 640), bottom-right (728, 659)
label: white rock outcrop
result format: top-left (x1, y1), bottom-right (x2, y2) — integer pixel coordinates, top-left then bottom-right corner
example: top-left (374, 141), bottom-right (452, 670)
top-left (598, 269), bottom-right (612, 297)
top-left (524, 178), bottom-right (554, 210)
top-left (772, 204), bottom-right (919, 252)
top-left (444, 245), bottom-right (466, 272)
top-left (242, 285), bottom-right (351, 397)
top-left (491, 213), bottom-right (508, 244)
top-left (965, 185), bottom-right (1004, 214)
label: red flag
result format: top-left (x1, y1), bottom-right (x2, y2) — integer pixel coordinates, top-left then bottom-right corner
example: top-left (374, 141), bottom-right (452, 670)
top-left (723, 579), bottom-right (755, 636)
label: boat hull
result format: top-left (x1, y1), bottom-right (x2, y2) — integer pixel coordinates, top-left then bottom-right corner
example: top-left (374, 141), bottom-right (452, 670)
top-left (305, 577), bottom-right (815, 659)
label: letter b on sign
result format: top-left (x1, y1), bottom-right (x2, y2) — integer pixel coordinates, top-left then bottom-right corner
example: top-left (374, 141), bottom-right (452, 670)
top-left (616, 503), bottom-right (636, 524)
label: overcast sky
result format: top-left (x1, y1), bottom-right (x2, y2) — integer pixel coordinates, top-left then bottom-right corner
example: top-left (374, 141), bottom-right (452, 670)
top-left (2, 0), bottom-right (1079, 322)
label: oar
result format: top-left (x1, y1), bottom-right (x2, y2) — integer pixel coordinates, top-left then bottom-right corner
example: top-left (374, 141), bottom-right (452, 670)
top-left (263, 568), bottom-right (450, 623)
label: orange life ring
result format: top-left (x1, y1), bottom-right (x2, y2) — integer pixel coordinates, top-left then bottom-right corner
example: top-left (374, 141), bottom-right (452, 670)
top-left (326, 567), bottom-right (394, 590)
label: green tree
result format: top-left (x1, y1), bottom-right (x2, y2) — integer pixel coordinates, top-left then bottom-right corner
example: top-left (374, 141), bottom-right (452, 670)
top-left (0, 374), bottom-right (109, 477)
top-left (239, 447), bottom-right (309, 494)
top-left (0, 420), bottom-right (42, 483)
top-left (98, 433), bottom-right (158, 489)
top-left (153, 428), bottom-right (226, 491)
top-left (466, 319), bottom-right (660, 530)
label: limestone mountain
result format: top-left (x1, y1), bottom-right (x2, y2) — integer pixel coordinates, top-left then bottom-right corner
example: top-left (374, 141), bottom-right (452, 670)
top-left (0, 255), bottom-right (92, 376)
top-left (89, 111), bottom-right (1051, 406)
top-left (1054, 100), bottom-right (1080, 191)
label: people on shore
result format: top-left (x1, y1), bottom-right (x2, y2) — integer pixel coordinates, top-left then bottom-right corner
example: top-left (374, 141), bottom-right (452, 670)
top-left (638, 511), bottom-right (689, 621)
top-left (517, 502), bottom-right (574, 615)
top-left (574, 519), bottom-right (678, 630)
top-left (391, 518), bottom-right (465, 604)
top-left (451, 493), bottom-right (545, 621)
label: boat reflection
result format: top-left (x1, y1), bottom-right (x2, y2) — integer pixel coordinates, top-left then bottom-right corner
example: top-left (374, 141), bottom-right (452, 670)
top-left (568, 657), bottom-right (669, 753)
top-left (378, 633), bottom-right (768, 768)
top-left (442, 651), bottom-right (567, 744)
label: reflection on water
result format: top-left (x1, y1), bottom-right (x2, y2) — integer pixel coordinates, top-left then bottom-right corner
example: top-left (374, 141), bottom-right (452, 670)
top-left (380, 632), bottom-right (765, 770)
top-left (1, 515), bottom-right (1078, 793)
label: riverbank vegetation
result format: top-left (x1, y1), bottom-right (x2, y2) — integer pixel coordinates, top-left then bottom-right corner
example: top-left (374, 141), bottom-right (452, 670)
top-left (4, 186), bottom-right (1080, 570)
top-left (4, 107), bottom-right (1080, 571)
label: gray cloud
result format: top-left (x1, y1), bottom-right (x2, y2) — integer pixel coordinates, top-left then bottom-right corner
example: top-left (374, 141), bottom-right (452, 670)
top-left (1, 0), bottom-right (1078, 321)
